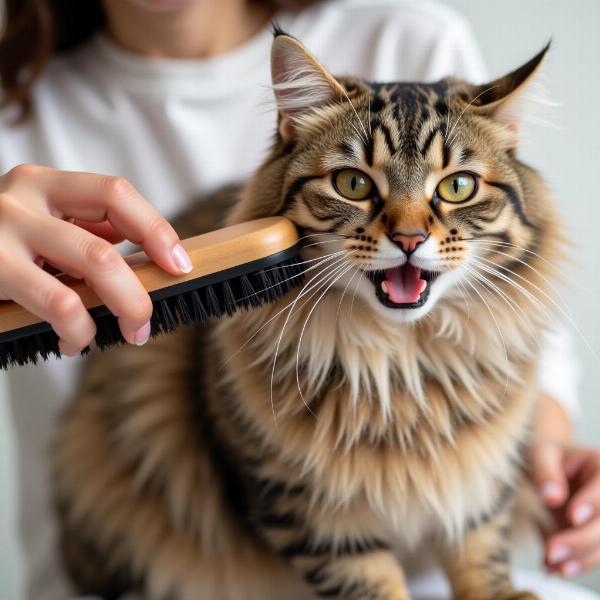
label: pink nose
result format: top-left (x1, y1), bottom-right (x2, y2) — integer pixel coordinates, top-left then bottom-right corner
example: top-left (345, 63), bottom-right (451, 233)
top-left (390, 230), bottom-right (429, 254)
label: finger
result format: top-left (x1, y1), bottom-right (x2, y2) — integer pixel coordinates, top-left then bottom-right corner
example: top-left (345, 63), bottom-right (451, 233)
top-left (563, 448), bottom-right (591, 479)
top-left (19, 213), bottom-right (153, 344)
top-left (72, 219), bottom-right (126, 244)
top-left (0, 251), bottom-right (96, 352)
top-left (546, 516), bottom-right (600, 566)
top-left (567, 472), bottom-right (600, 527)
top-left (9, 165), bottom-right (191, 276)
top-left (530, 442), bottom-right (569, 507)
top-left (558, 548), bottom-right (600, 579)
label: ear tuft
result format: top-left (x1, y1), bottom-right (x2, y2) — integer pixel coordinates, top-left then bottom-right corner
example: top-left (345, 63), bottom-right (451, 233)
top-left (271, 34), bottom-right (345, 140)
top-left (468, 42), bottom-right (551, 141)
top-left (472, 42), bottom-right (551, 107)
top-left (271, 21), bottom-right (288, 38)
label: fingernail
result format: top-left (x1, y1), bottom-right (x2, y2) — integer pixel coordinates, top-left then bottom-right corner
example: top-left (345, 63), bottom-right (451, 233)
top-left (58, 339), bottom-right (80, 357)
top-left (540, 481), bottom-right (562, 502)
top-left (134, 321), bottom-right (151, 346)
top-left (172, 244), bottom-right (193, 273)
top-left (573, 503), bottom-right (594, 526)
top-left (549, 545), bottom-right (571, 564)
top-left (562, 560), bottom-right (582, 578)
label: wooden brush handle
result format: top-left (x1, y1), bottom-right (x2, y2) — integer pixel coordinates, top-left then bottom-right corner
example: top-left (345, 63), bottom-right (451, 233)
top-left (0, 217), bottom-right (298, 333)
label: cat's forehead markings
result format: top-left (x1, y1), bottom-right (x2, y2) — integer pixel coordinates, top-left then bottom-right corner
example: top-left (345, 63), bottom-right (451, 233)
top-left (429, 131), bottom-right (451, 171)
top-left (373, 126), bottom-right (397, 164)
top-left (419, 126), bottom-right (445, 161)
top-left (369, 81), bottom-right (436, 105)
top-left (320, 139), bottom-right (363, 170)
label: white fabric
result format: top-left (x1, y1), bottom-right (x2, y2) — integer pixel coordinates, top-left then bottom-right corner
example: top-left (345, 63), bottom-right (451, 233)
top-left (0, 0), bottom-right (582, 598)
top-left (407, 568), bottom-right (599, 600)
top-left (538, 322), bottom-right (581, 419)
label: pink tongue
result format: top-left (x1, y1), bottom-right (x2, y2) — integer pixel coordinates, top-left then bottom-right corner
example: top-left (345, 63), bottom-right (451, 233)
top-left (385, 265), bottom-right (426, 304)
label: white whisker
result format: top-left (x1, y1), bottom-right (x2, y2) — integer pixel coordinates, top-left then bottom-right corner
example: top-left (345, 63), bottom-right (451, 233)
top-left (467, 239), bottom-right (566, 278)
top-left (462, 276), bottom-right (510, 403)
top-left (336, 266), bottom-right (361, 322)
top-left (342, 116), bottom-right (367, 146)
top-left (235, 250), bottom-right (346, 303)
top-left (457, 280), bottom-right (471, 320)
top-left (221, 252), bottom-right (349, 367)
top-left (468, 259), bottom-right (554, 321)
top-left (295, 262), bottom-right (356, 412)
top-left (349, 268), bottom-right (365, 321)
top-left (446, 85), bottom-right (499, 144)
top-left (341, 88), bottom-right (369, 143)
top-left (269, 253), bottom-right (356, 422)
top-left (464, 263), bottom-right (539, 344)
top-left (466, 242), bottom-right (571, 315)
top-left (261, 249), bottom-right (345, 274)
top-left (468, 256), bottom-right (599, 363)
top-left (302, 239), bottom-right (347, 248)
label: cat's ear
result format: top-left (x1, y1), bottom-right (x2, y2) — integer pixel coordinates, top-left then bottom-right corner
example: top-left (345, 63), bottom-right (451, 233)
top-left (271, 31), bottom-right (346, 140)
top-left (468, 43), bottom-right (550, 138)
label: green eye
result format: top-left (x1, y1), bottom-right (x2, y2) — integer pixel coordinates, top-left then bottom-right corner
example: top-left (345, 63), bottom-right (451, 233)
top-left (333, 169), bottom-right (374, 201)
top-left (437, 172), bottom-right (477, 203)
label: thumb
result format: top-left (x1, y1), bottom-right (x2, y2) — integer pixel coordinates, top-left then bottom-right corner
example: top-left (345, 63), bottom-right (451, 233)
top-left (530, 441), bottom-right (569, 508)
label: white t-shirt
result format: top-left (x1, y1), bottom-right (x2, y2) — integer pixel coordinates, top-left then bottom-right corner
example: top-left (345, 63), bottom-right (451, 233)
top-left (0, 1), bottom-right (579, 598)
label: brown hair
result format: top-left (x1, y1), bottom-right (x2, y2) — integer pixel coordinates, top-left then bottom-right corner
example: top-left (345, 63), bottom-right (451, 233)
top-left (0, 0), bottom-right (319, 120)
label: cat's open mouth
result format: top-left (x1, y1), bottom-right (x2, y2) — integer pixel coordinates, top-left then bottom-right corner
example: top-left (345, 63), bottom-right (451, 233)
top-left (367, 265), bottom-right (440, 309)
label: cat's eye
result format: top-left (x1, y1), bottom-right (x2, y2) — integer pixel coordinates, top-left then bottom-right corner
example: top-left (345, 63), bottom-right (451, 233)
top-left (333, 169), bottom-right (374, 201)
top-left (437, 172), bottom-right (477, 203)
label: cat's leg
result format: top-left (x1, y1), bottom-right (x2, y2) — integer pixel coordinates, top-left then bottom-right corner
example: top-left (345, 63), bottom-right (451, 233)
top-left (56, 504), bottom-right (134, 600)
top-left (258, 509), bottom-right (411, 600)
top-left (280, 538), bottom-right (411, 600)
top-left (440, 508), bottom-right (538, 600)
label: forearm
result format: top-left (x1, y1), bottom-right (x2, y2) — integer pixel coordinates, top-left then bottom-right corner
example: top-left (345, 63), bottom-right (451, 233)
top-left (532, 393), bottom-right (573, 447)
top-left (527, 394), bottom-right (574, 508)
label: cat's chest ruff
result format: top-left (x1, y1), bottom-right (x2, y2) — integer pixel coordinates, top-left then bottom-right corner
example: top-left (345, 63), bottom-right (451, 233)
top-left (218, 291), bottom-right (539, 541)
top-left (221, 345), bottom-right (536, 546)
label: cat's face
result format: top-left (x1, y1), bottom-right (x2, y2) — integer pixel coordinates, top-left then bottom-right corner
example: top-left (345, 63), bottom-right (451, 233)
top-left (241, 34), bottom-right (549, 324)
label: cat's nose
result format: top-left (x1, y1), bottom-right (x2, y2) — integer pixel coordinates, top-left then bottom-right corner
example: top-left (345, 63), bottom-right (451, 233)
top-left (389, 229), bottom-right (429, 255)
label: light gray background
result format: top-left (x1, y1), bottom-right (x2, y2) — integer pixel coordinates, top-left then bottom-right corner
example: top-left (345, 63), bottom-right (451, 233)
top-left (0, 0), bottom-right (599, 598)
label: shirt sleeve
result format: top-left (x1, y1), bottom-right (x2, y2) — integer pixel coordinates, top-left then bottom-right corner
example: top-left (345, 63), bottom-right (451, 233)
top-left (537, 324), bottom-right (582, 420)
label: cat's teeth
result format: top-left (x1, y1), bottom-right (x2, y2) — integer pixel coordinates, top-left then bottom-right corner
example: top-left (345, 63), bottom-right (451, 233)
top-left (381, 281), bottom-right (389, 295)
top-left (421, 280), bottom-right (428, 291)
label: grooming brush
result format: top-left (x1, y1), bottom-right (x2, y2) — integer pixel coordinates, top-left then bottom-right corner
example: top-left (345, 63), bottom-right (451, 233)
top-left (0, 217), bottom-right (303, 369)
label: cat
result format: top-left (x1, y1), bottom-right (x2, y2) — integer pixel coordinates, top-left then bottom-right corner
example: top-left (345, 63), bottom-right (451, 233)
top-left (53, 30), bottom-right (563, 600)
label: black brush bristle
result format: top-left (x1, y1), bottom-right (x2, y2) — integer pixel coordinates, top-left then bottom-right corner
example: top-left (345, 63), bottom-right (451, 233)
top-left (190, 290), bottom-right (208, 322)
top-left (239, 275), bottom-right (261, 308)
top-left (0, 254), bottom-right (305, 369)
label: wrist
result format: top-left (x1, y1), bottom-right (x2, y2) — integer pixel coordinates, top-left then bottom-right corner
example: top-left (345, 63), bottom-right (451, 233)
top-left (532, 393), bottom-right (573, 448)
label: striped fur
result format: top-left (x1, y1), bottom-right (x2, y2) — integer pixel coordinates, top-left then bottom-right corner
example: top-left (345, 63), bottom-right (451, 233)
top-left (53, 34), bottom-right (563, 600)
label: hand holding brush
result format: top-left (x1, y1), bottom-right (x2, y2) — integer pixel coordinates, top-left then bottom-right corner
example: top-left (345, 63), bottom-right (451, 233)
top-left (0, 165), bottom-right (302, 368)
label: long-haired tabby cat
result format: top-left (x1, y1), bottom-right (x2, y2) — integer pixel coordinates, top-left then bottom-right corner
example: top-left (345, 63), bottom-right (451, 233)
top-left (53, 30), bottom-right (563, 600)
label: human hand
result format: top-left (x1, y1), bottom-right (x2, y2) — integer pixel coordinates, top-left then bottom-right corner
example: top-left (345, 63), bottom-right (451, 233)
top-left (0, 164), bottom-right (192, 354)
top-left (530, 441), bottom-right (600, 578)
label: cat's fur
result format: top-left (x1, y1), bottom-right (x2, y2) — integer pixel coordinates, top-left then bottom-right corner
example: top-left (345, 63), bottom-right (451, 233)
top-left (53, 33), bottom-right (563, 600)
